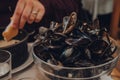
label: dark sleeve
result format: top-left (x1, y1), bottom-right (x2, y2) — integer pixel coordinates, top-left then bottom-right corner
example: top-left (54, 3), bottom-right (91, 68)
top-left (26, 0), bottom-right (81, 42)
top-left (0, 0), bottom-right (17, 27)
top-left (39, 0), bottom-right (80, 24)
top-left (39, 0), bottom-right (52, 16)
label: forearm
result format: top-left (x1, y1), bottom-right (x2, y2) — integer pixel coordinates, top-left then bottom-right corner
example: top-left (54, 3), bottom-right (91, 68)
top-left (110, 0), bottom-right (120, 39)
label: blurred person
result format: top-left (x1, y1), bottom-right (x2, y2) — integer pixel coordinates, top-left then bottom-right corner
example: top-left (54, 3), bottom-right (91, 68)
top-left (82, 0), bottom-right (114, 31)
top-left (0, 0), bottom-right (81, 29)
top-left (110, 1), bottom-right (120, 78)
top-left (110, 0), bottom-right (120, 40)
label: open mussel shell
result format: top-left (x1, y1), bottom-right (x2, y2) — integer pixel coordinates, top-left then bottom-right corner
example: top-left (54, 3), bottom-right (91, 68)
top-left (65, 37), bottom-right (91, 47)
top-left (33, 44), bottom-right (50, 61)
top-left (65, 30), bottom-right (92, 47)
top-left (88, 40), bottom-right (108, 56)
top-left (49, 33), bottom-right (67, 45)
top-left (59, 46), bottom-right (82, 65)
top-left (86, 38), bottom-right (117, 64)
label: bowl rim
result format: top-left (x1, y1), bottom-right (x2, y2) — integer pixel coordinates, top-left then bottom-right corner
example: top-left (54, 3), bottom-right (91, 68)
top-left (32, 42), bottom-right (120, 70)
top-left (38, 64), bottom-right (106, 79)
top-left (0, 49), bottom-right (11, 63)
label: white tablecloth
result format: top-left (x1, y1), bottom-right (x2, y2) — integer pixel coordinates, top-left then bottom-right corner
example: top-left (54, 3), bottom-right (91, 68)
top-left (13, 63), bottom-right (46, 80)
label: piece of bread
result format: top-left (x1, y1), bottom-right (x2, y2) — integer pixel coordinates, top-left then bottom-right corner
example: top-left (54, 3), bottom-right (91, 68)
top-left (2, 25), bottom-right (18, 41)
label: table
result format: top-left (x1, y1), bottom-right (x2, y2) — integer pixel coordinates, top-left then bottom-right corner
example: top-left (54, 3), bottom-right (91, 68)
top-left (12, 63), bottom-right (49, 80)
top-left (12, 63), bottom-right (120, 80)
top-left (12, 43), bottom-right (50, 80)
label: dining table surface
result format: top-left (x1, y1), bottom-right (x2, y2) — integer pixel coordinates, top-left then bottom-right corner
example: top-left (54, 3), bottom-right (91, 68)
top-left (12, 43), bottom-right (48, 80)
top-left (12, 63), bottom-right (120, 80)
top-left (12, 63), bottom-right (47, 80)
top-left (12, 42), bottom-right (120, 80)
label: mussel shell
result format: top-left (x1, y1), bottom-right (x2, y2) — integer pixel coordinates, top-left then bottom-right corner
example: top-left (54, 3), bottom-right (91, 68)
top-left (65, 30), bottom-right (91, 47)
top-left (65, 37), bottom-right (91, 47)
top-left (33, 44), bottom-right (51, 61)
top-left (49, 33), bottom-right (67, 46)
top-left (86, 39), bottom-right (116, 64)
top-left (88, 40), bottom-right (108, 56)
top-left (60, 47), bottom-right (82, 65)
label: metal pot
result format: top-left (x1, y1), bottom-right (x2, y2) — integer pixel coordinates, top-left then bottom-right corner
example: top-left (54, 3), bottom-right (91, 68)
top-left (0, 27), bottom-right (29, 69)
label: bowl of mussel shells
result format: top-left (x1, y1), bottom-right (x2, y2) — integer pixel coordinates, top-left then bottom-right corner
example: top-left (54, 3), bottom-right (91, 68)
top-left (32, 12), bottom-right (120, 80)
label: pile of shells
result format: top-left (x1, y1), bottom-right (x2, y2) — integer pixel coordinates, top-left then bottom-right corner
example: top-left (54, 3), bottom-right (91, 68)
top-left (33, 12), bottom-right (118, 79)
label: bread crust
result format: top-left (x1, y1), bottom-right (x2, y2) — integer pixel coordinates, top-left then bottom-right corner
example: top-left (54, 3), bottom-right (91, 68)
top-left (2, 26), bottom-right (18, 41)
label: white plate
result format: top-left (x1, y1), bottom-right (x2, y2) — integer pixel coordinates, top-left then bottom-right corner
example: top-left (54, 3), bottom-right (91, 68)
top-left (12, 43), bottom-right (34, 74)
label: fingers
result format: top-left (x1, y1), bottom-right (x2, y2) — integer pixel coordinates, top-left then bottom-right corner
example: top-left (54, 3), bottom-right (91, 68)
top-left (27, 7), bottom-right (39, 24)
top-left (28, 0), bottom-right (45, 23)
top-left (12, 0), bottom-right (25, 28)
top-left (20, 1), bottom-right (33, 29)
top-left (12, 0), bottom-right (45, 29)
top-left (35, 2), bottom-right (45, 23)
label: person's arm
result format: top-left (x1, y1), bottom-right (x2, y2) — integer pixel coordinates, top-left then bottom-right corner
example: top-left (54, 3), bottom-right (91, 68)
top-left (11, 0), bottom-right (45, 29)
top-left (110, 0), bottom-right (120, 39)
top-left (10, 0), bottom-right (80, 29)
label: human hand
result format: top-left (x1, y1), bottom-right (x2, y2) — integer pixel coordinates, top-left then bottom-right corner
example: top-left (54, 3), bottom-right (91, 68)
top-left (11, 0), bottom-right (45, 29)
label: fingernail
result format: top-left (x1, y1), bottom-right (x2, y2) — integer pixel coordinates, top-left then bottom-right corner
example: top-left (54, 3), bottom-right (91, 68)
top-left (28, 20), bottom-right (33, 24)
top-left (35, 19), bottom-right (40, 23)
top-left (19, 24), bottom-right (24, 29)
